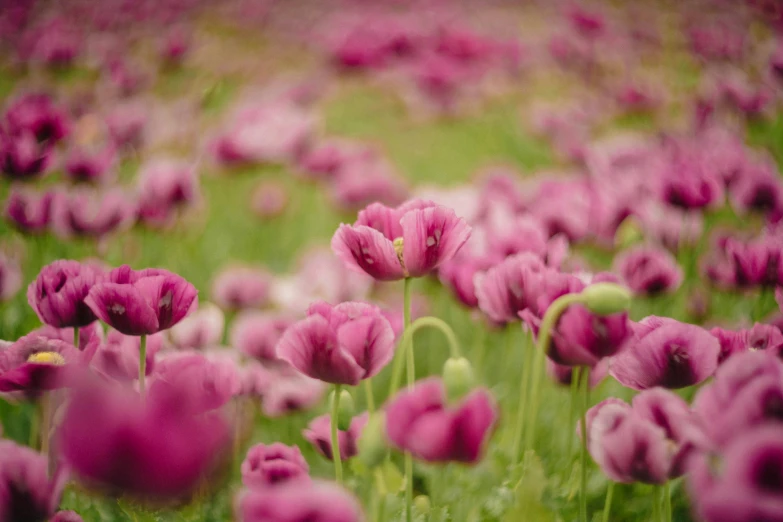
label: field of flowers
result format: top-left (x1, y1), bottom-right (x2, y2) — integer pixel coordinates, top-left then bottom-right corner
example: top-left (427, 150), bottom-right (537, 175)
top-left (1, 0), bottom-right (783, 521)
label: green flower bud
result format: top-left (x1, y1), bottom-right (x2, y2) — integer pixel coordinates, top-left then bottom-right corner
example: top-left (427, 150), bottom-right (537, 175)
top-left (414, 495), bottom-right (431, 515)
top-left (443, 357), bottom-right (475, 403)
top-left (329, 389), bottom-right (355, 431)
top-left (358, 412), bottom-right (389, 469)
top-left (580, 282), bottom-right (632, 316)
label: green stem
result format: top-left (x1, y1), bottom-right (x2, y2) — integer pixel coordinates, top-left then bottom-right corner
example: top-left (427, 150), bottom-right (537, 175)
top-left (579, 366), bottom-right (590, 522)
top-left (331, 384), bottom-right (344, 484)
top-left (567, 367), bottom-right (581, 454)
top-left (602, 482), bottom-right (615, 522)
top-left (664, 482), bottom-right (672, 522)
top-left (390, 315), bottom-right (463, 393)
top-left (364, 378), bottom-right (375, 414)
top-left (138, 335), bottom-right (147, 400)
top-left (652, 486), bottom-right (661, 522)
top-left (73, 327), bottom-right (79, 349)
top-left (524, 293), bottom-right (585, 454)
top-left (473, 322), bottom-right (487, 378)
top-left (403, 277), bottom-right (414, 522)
top-left (510, 328), bottom-right (534, 462)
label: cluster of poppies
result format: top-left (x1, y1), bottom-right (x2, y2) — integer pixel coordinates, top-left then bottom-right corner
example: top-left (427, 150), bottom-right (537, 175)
top-left (1, 0), bottom-right (783, 521)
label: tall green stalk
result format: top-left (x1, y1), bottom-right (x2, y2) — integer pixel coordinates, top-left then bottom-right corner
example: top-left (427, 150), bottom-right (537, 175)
top-left (579, 367), bottom-right (590, 522)
top-left (403, 277), bottom-right (414, 522)
top-left (331, 384), bottom-right (344, 484)
top-left (602, 482), bottom-right (615, 522)
top-left (510, 329), bottom-right (533, 461)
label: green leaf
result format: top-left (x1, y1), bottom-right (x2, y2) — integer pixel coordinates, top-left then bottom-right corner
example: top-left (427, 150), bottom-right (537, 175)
top-left (503, 452), bottom-right (556, 522)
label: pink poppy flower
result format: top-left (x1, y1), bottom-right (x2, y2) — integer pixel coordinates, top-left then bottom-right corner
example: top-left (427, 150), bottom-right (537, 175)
top-left (136, 159), bottom-right (200, 228)
top-left (332, 199), bottom-right (471, 281)
top-left (613, 245), bottom-right (683, 295)
top-left (85, 265), bottom-right (198, 336)
top-left (50, 188), bottom-right (136, 239)
top-left (169, 302), bottom-right (224, 350)
top-left (386, 377), bottom-right (497, 464)
top-left (64, 144), bottom-right (116, 184)
top-left (27, 260), bottom-right (104, 328)
top-left (4, 93), bottom-right (70, 144)
top-left (230, 311), bottom-right (293, 363)
top-left (261, 370), bottom-right (326, 417)
top-left (236, 480), bottom-right (364, 522)
top-left (276, 302), bottom-right (395, 386)
top-left (0, 334), bottom-right (89, 397)
top-left (59, 373), bottom-right (230, 501)
top-left (241, 442), bottom-right (310, 488)
top-left (90, 330), bottom-right (162, 383)
top-left (303, 412), bottom-right (368, 461)
top-left (0, 130), bottom-right (51, 181)
top-left (610, 316), bottom-right (720, 390)
top-left (211, 266), bottom-right (271, 311)
top-left (0, 440), bottom-right (68, 522)
top-left (688, 426), bottom-right (783, 522)
top-left (149, 352), bottom-right (240, 414)
top-left (475, 253), bottom-right (551, 324)
top-left (4, 186), bottom-right (54, 234)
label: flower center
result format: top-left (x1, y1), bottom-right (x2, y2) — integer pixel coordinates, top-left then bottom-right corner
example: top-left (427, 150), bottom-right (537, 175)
top-left (27, 351), bottom-right (66, 365)
top-left (393, 237), bottom-right (408, 274)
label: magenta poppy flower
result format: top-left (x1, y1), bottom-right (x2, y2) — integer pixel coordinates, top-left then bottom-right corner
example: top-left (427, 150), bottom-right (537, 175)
top-left (711, 324), bottom-right (783, 364)
top-left (688, 426), bottom-right (783, 522)
top-left (212, 102), bottom-right (314, 166)
top-left (0, 440), bottom-right (67, 522)
top-left (296, 139), bottom-right (370, 181)
top-left (261, 370), bottom-right (326, 417)
top-left (238, 361), bottom-right (274, 398)
top-left (473, 253), bottom-right (552, 324)
top-left (34, 321), bottom-right (103, 351)
top-left (148, 352), bottom-right (240, 414)
top-left (439, 254), bottom-right (492, 309)
top-left (136, 159), bottom-right (200, 228)
top-left (522, 274), bottom-right (632, 367)
top-left (0, 334), bottom-right (84, 396)
top-left (90, 331), bottom-right (162, 383)
top-left (637, 203), bottom-right (703, 253)
top-left (64, 144), bottom-right (116, 184)
top-left (231, 311), bottom-right (293, 363)
top-left (385, 377), bottom-right (497, 464)
top-left (659, 149), bottom-right (725, 209)
top-left (106, 100), bottom-right (147, 149)
top-left (241, 442), bottom-right (310, 488)
top-left (528, 179), bottom-right (593, 241)
top-left (236, 480), bottom-right (364, 522)
top-left (5, 187), bottom-right (54, 234)
top-left (730, 159), bottom-right (783, 216)
top-left (50, 188), bottom-right (136, 239)
top-left (704, 235), bottom-right (783, 289)
top-left (0, 253), bottom-right (22, 302)
top-left (59, 373), bottom-right (230, 501)
top-left (51, 511), bottom-right (84, 522)
top-left (613, 245), bottom-right (683, 295)
top-left (0, 130), bottom-right (52, 180)
top-left (332, 199), bottom-right (471, 281)
top-left (329, 156), bottom-right (409, 211)
top-left (269, 248), bottom-right (373, 314)
top-left (27, 260), bottom-right (104, 329)
top-left (693, 351), bottom-right (783, 450)
top-left (169, 302), bottom-right (224, 350)
top-left (211, 266), bottom-right (271, 310)
top-left (276, 301), bottom-right (395, 386)
top-left (303, 412), bottom-right (368, 461)
top-left (610, 316), bottom-right (720, 390)
top-left (4, 93), bottom-right (70, 144)
top-left (586, 389), bottom-right (698, 484)
top-left (85, 265), bottom-right (198, 336)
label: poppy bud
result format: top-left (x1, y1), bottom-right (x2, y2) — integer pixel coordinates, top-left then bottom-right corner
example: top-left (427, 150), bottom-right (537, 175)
top-left (329, 389), bottom-right (355, 431)
top-left (357, 412), bottom-right (388, 468)
top-left (443, 357), bottom-right (475, 403)
top-left (414, 495), bottom-right (431, 515)
top-left (580, 282), bottom-right (632, 316)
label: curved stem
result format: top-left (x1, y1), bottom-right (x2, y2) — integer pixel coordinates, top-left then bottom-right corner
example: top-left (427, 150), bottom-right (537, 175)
top-left (331, 384), bottom-right (344, 484)
top-left (364, 378), bottom-right (375, 414)
top-left (390, 315), bottom-right (463, 393)
top-left (138, 335), bottom-right (147, 400)
top-left (403, 277), bottom-right (414, 522)
top-left (579, 366), bottom-right (591, 522)
top-left (602, 481), bottom-right (615, 522)
top-left (524, 293), bottom-right (585, 455)
top-left (510, 328), bottom-right (533, 461)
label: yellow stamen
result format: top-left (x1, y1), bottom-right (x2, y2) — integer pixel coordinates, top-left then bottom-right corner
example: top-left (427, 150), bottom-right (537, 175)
top-left (393, 237), bottom-right (408, 275)
top-left (27, 352), bottom-right (66, 366)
